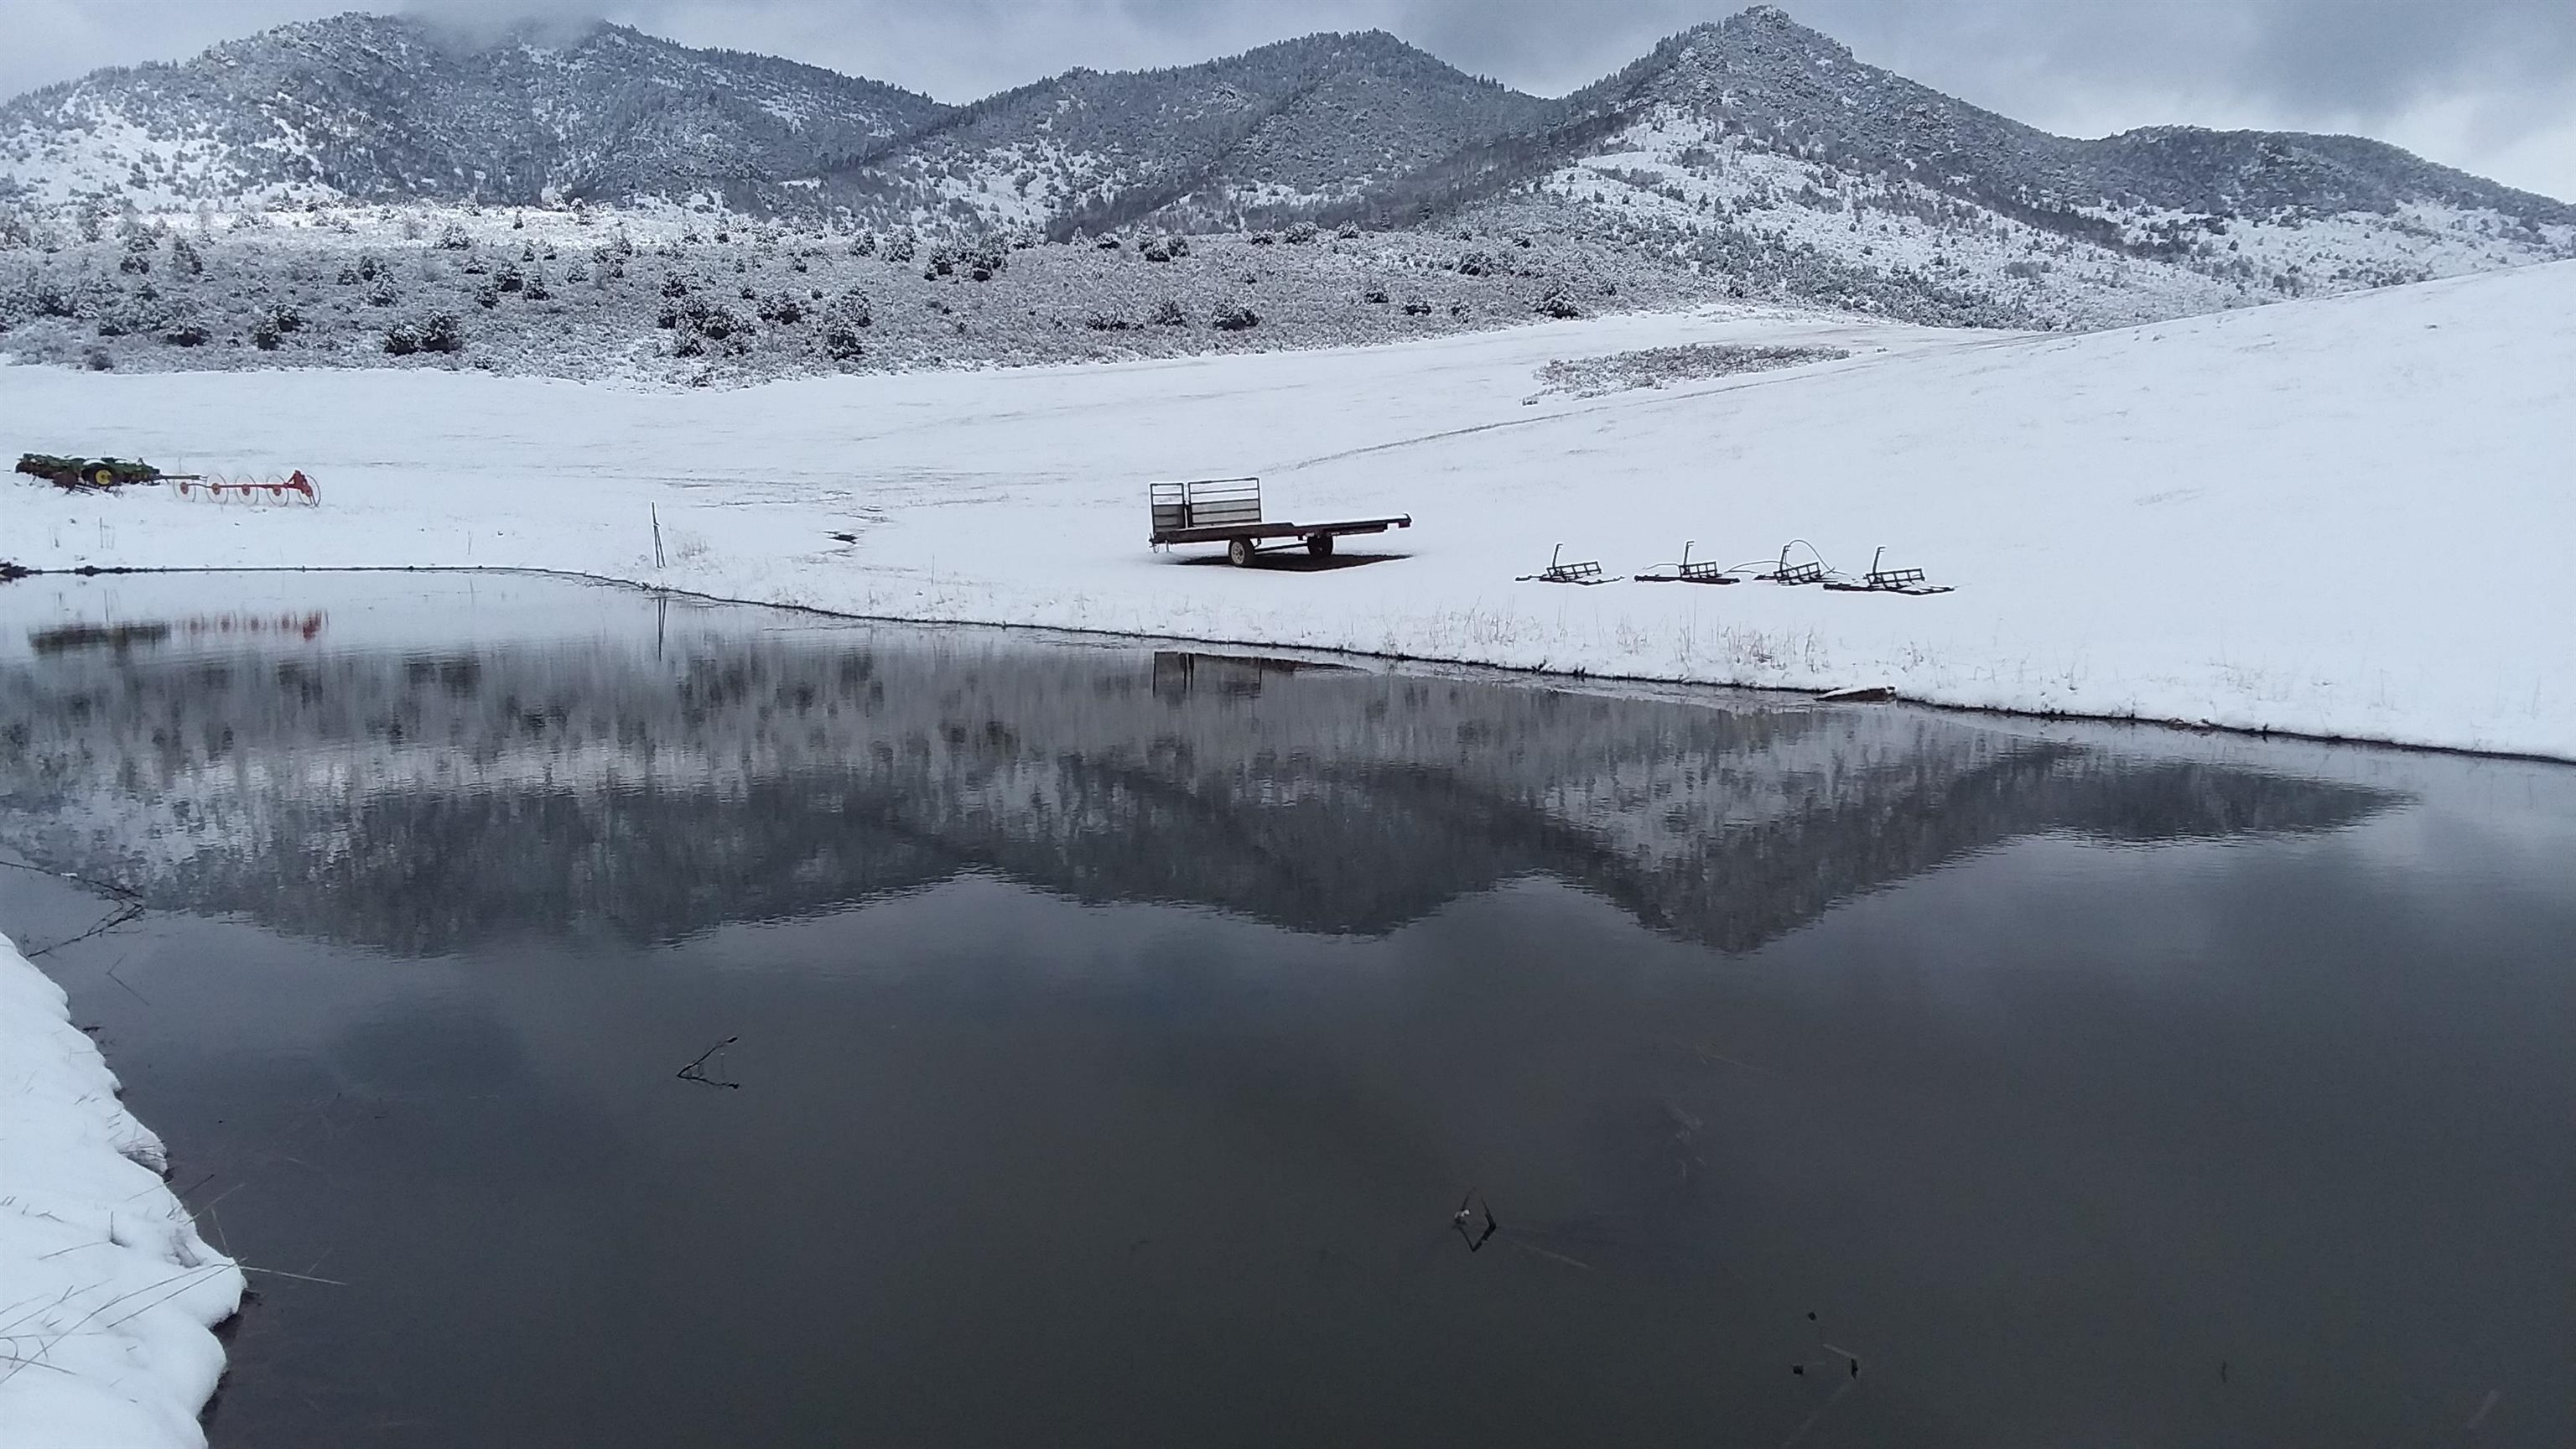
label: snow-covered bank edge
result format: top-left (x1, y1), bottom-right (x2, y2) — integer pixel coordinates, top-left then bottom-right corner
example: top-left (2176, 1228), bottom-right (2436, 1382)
top-left (0, 929), bottom-right (241, 1449)
top-left (20, 562), bottom-right (2567, 766)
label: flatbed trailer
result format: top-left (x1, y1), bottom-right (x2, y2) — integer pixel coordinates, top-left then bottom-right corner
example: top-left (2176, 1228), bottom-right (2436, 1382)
top-left (1149, 477), bottom-right (1410, 567)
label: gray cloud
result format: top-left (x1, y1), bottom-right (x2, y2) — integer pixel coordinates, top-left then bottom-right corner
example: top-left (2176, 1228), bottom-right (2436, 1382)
top-left (3, 1), bottom-right (2568, 198)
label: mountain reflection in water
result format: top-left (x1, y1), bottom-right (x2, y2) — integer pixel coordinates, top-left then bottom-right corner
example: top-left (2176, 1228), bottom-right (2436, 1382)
top-left (0, 621), bottom-right (2397, 957)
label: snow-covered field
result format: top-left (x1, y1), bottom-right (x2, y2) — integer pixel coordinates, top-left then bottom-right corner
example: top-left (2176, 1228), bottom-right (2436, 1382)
top-left (0, 932), bottom-right (242, 1448)
top-left (3, 261), bottom-right (2570, 758)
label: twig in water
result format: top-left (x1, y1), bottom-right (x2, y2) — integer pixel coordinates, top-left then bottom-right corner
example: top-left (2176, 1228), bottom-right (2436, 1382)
top-left (676, 1036), bottom-right (740, 1088)
top-left (1670, 1040), bottom-right (1775, 1076)
top-left (1502, 1237), bottom-right (1592, 1270)
top-left (240, 1265), bottom-right (348, 1287)
top-left (24, 898), bottom-right (145, 958)
top-left (1777, 1310), bottom-right (1867, 1447)
top-left (1789, 1310), bottom-right (1862, 1379)
top-left (1778, 1374), bottom-right (1856, 1449)
top-left (1450, 1190), bottom-right (1498, 1253)
top-left (0, 859), bottom-right (143, 901)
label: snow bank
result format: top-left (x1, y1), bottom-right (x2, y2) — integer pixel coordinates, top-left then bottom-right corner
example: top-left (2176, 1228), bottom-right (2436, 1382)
top-left (0, 932), bottom-right (240, 1448)
top-left (2, 262), bottom-right (2569, 758)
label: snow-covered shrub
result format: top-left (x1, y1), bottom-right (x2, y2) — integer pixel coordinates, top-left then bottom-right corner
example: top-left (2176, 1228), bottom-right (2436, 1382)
top-left (1535, 283), bottom-right (1581, 319)
top-left (1212, 303), bottom-right (1258, 331)
top-left (1149, 298), bottom-right (1187, 326)
top-left (960, 236), bottom-right (1007, 281)
top-left (819, 291), bottom-right (872, 359)
top-left (382, 312), bottom-right (462, 356)
top-left (1456, 249), bottom-right (1498, 277)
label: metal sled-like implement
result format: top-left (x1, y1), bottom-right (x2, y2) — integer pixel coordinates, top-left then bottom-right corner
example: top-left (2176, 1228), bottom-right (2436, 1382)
top-left (1634, 540), bottom-right (1741, 584)
top-left (1519, 543), bottom-right (1613, 584)
top-left (1823, 546), bottom-right (1955, 595)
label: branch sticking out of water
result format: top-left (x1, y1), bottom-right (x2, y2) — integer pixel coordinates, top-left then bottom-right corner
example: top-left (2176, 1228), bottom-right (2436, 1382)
top-left (3, 859), bottom-right (148, 958)
top-left (676, 1036), bottom-right (740, 1089)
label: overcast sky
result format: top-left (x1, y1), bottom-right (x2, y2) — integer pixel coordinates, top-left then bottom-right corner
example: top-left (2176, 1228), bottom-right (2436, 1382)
top-left (5, 0), bottom-right (2569, 200)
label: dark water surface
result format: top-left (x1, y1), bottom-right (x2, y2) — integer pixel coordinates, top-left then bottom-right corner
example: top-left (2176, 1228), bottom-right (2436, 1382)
top-left (2, 574), bottom-right (2568, 1447)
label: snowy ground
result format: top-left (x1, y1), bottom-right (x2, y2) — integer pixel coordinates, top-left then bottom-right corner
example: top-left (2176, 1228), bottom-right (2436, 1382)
top-left (3, 261), bottom-right (2570, 759)
top-left (0, 931), bottom-right (242, 1448)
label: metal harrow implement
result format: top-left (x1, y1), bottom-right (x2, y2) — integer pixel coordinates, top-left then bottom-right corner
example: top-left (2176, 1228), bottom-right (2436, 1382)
top-left (169, 471), bottom-right (321, 506)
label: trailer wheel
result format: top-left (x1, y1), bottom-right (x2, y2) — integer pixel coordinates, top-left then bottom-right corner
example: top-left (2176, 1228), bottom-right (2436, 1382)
top-left (90, 465), bottom-right (117, 487)
top-left (1228, 538), bottom-right (1255, 569)
top-left (1306, 533), bottom-right (1334, 558)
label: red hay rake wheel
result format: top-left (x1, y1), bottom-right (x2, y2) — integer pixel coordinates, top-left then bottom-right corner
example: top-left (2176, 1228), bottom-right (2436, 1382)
top-left (173, 470), bottom-right (320, 506)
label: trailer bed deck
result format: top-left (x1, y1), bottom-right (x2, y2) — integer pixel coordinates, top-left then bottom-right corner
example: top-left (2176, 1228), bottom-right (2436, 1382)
top-left (1149, 477), bottom-right (1410, 564)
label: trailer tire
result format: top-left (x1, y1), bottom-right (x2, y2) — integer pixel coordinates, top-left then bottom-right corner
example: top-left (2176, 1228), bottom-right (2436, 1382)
top-left (1228, 538), bottom-right (1255, 569)
top-left (1306, 533), bottom-right (1333, 558)
top-left (90, 465), bottom-right (117, 487)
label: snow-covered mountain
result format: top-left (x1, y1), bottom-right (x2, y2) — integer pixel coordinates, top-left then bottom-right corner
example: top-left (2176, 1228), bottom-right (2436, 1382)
top-left (1, 5), bottom-right (2569, 361)
top-left (0, 13), bottom-right (946, 212)
top-left (1493, 8), bottom-right (2573, 319)
top-left (826, 30), bottom-right (1555, 237)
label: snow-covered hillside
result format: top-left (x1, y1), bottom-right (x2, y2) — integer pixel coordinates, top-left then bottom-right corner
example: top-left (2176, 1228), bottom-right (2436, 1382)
top-left (3, 261), bottom-right (2567, 756)
top-left (0, 205), bottom-right (1761, 382)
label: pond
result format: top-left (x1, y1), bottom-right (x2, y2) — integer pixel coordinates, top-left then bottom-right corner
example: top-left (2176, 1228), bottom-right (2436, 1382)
top-left (2, 572), bottom-right (2568, 1447)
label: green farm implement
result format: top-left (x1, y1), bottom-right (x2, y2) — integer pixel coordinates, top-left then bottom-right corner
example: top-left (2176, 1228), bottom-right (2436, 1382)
top-left (16, 452), bottom-right (317, 504)
top-left (15, 453), bottom-right (188, 491)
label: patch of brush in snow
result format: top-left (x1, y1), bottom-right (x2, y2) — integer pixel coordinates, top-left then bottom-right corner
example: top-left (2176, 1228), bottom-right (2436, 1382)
top-left (1530, 340), bottom-right (1849, 398)
top-left (0, 932), bottom-right (242, 1449)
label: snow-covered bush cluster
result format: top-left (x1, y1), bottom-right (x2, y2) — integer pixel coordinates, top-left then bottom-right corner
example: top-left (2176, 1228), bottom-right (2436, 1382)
top-left (1530, 341), bottom-right (1849, 398)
